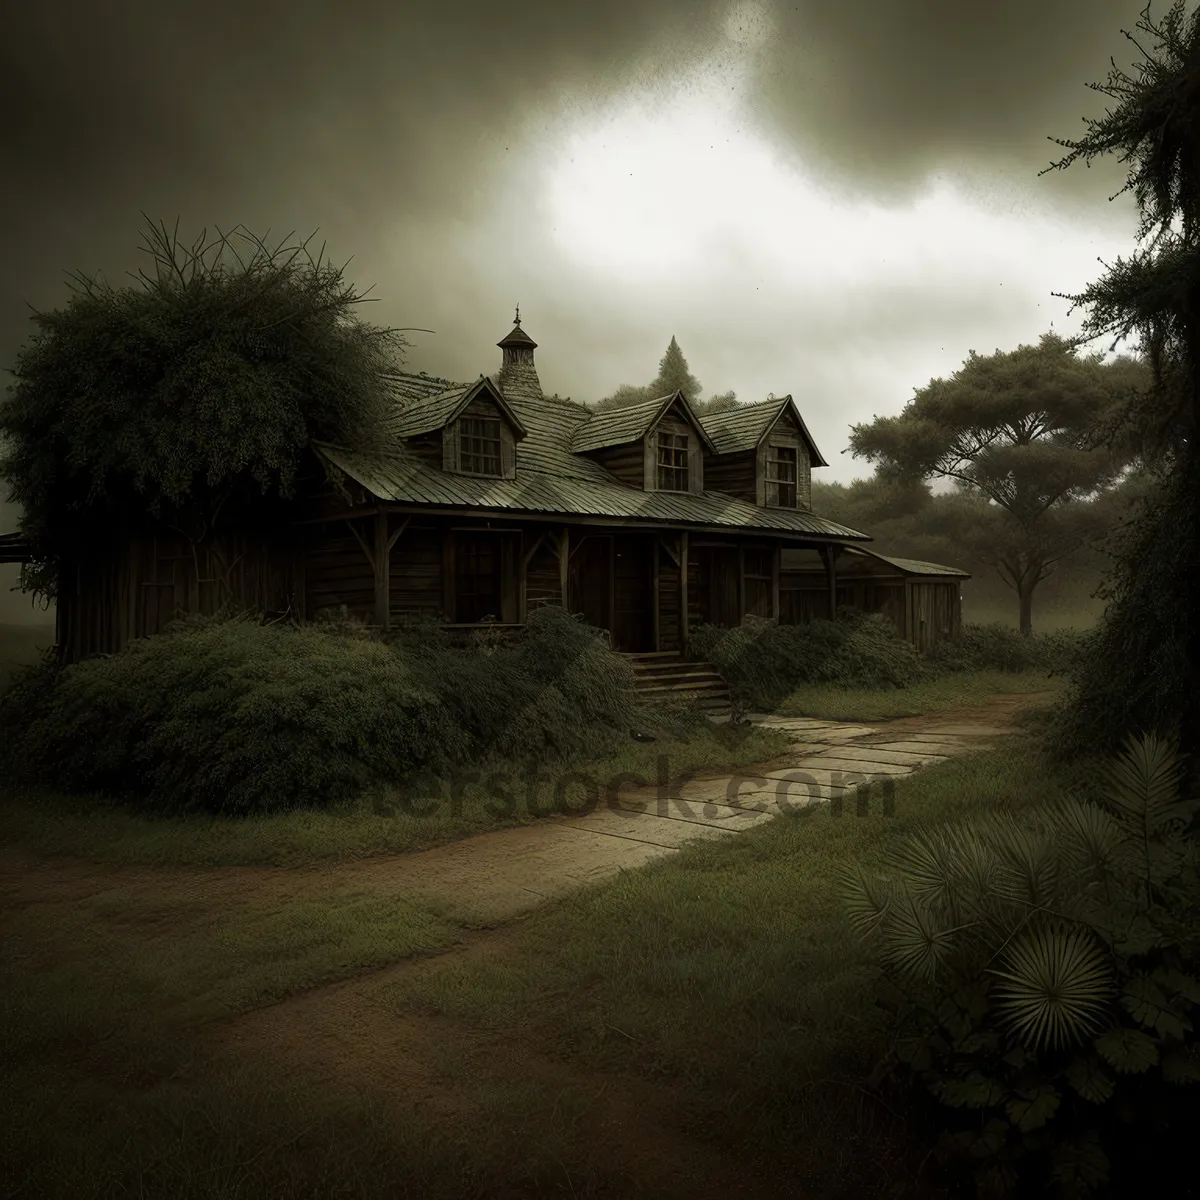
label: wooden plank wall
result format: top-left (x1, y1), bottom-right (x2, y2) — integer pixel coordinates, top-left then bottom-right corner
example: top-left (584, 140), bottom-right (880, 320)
top-left (58, 529), bottom-right (300, 664)
top-left (657, 543), bottom-right (681, 651)
top-left (586, 442), bottom-right (645, 486)
top-left (305, 528), bottom-right (375, 621)
top-left (526, 537), bottom-right (564, 612)
top-left (909, 581), bottom-right (960, 652)
top-left (389, 528), bottom-right (443, 619)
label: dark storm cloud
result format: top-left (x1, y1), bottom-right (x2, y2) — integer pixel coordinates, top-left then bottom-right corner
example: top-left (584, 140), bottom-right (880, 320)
top-left (0, 0), bottom-right (1170, 618)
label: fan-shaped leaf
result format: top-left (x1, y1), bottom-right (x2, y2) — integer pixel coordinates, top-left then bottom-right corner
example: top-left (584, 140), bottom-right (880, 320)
top-left (1065, 1056), bottom-right (1115, 1103)
top-left (1051, 1133), bottom-right (1110, 1192)
top-left (991, 925), bottom-right (1113, 1052)
top-left (936, 1072), bottom-right (1007, 1109)
top-left (1122, 973), bottom-right (1192, 1038)
top-left (1094, 1026), bottom-right (1159, 1074)
top-left (1006, 1083), bottom-right (1060, 1131)
top-left (838, 864), bottom-right (898, 937)
top-left (879, 892), bottom-right (964, 982)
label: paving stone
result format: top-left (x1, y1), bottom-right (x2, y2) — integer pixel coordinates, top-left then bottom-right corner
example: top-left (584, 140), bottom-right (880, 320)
top-left (784, 756), bottom-right (916, 777)
top-left (865, 740), bottom-right (960, 756)
top-left (807, 745), bottom-right (951, 766)
top-left (919, 723), bottom-right (1012, 736)
top-left (561, 810), bottom-right (739, 848)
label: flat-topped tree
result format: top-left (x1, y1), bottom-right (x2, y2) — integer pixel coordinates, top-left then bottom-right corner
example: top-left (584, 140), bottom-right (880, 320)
top-left (0, 217), bottom-right (417, 604)
top-left (847, 332), bottom-right (1149, 635)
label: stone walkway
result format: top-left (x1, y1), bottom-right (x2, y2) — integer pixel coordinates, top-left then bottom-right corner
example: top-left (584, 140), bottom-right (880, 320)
top-left (360, 693), bottom-right (1045, 923)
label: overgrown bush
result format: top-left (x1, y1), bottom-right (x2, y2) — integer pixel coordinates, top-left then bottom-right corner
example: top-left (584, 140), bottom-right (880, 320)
top-left (924, 623), bottom-right (1090, 676)
top-left (0, 606), bottom-right (674, 815)
top-left (841, 732), bottom-right (1200, 1196)
top-left (688, 611), bottom-right (927, 710)
top-left (0, 612), bottom-right (462, 814)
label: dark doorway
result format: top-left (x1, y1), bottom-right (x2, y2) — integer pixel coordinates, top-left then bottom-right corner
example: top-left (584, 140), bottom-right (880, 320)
top-left (613, 536), bottom-right (655, 652)
top-left (697, 546), bottom-right (740, 627)
top-left (453, 532), bottom-right (517, 623)
top-left (569, 534), bottom-right (612, 636)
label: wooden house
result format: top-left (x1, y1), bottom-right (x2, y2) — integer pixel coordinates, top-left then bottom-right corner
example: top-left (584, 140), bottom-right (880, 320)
top-left (2, 314), bottom-right (970, 664)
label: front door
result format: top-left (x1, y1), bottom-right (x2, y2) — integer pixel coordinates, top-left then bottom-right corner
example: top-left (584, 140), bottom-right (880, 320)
top-left (698, 546), bottom-right (740, 627)
top-left (569, 534), bottom-right (612, 635)
top-left (613, 536), bottom-right (655, 652)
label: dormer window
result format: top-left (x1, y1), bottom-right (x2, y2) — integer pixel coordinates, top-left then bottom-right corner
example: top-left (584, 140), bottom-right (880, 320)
top-left (766, 446), bottom-right (797, 507)
top-left (656, 431), bottom-right (689, 491)
top-left (459, 415), bottom-right (503, 476)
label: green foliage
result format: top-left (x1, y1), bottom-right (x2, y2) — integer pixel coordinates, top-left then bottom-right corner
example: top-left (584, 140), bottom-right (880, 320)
top-left (1042, 0), bottom-right (1200, 774)
top-left (0, 218), bottom-right (411, 602)
top-left (688, 611), bottom-right (927, 710)
top-left (0, 606), bottom-right (689, 816)
top-left (842, 732), bottom-right (1200, 1195)
top-left (925, 623), bottom-right (1089, 676)
top-left (0, 611), bottom-right (461, 814)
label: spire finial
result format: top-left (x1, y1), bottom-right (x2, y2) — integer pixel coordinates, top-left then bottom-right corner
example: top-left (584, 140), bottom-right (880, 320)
top-left (514, 304), bottom-right (521, 326)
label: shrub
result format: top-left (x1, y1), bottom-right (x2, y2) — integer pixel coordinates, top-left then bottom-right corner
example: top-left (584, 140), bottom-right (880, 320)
top-left (924, 623), bottom-right (1091, 677)
top-left (841, 732), bottom-right (1200, 1196)
top-left (0, 612), bottom-right (463, 815)
top-left (689, 612), bottom-right (927, 710)
top-left (0, 606), bottom-right (663, 814)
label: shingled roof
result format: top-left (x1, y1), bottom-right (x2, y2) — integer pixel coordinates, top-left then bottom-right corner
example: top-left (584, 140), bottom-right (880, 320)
top-left (319, 371), bottom-right (869, 540)
top-left (698, 395), bottom-right (829, 466)
top-left (570, 391), bottom-right (717, 454)
top-left (384, 376), bottom-right (528, 440)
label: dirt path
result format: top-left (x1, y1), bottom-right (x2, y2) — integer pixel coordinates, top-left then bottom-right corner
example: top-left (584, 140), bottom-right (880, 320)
top-left (3, 692), bottom-right (1052, 1197)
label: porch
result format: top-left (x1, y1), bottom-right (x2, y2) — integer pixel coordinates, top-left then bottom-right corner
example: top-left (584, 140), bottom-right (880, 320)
top-left (302, 512), bottom-right (846, 654)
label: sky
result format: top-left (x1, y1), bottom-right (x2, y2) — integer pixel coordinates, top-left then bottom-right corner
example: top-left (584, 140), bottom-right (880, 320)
top-left (0, 0), bottom-right (1175, 620)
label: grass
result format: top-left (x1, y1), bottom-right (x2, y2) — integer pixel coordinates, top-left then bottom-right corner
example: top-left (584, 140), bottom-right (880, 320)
top-left (773, 668), bottom-right (1067, 721)
top-left (2, 721), bottom-right (1069, 1198)
top-left (0, 722), bottom-right (789, 867)
top-left (369, 734), bottom-right (1072, 1195)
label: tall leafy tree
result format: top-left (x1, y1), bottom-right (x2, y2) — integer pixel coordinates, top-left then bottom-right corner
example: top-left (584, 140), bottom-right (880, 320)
top-left (0, 217), bottom-right (415, 603)
top-left (1041, 0), bottom-right (1200, 766)
top-left (847, 333), bottom-right (1147, 634)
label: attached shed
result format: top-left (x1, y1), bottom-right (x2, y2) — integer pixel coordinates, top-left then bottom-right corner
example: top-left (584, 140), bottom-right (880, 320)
top-left (779, 546), bottom-right (969, 652)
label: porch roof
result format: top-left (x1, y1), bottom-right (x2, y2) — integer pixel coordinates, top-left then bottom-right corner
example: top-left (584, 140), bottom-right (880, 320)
top-left (314, 442), bottom-right (871, 540)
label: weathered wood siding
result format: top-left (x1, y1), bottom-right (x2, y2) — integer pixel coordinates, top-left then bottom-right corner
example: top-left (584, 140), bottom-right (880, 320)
top-left (525, 535), bottom-right (564, 611)
top-left (304, 525), bottom-right (375, 621)
top-left (586, 441), bottom-right (645, 486)
top-left (703, 448), bottom-right (756, 502)
top-left (390, 527), bottom-right (444, 618)
top-left (57, 528), bottom-right (300, 664)
top-left (908, 581), bottom-right (961, 652)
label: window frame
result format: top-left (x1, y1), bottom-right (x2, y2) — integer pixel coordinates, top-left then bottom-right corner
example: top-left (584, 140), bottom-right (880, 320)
top-left (765, 444), bottom-right (798, 508)
top-left (656, 430), bottom-right (690, 492)
top-left (457, 415), bottom-right (504, 478)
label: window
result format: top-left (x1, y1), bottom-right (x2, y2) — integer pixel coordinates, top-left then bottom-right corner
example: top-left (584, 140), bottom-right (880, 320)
top-left (766, 445), bottom-right (797, 507)
top-left (656, 431), bottom-right (689, 491)
top-left (458, 416), bottom-right (503, 476)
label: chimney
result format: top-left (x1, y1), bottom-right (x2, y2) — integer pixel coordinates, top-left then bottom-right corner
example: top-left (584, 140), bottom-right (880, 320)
top-left (495, 305), bottom-right (543, 402)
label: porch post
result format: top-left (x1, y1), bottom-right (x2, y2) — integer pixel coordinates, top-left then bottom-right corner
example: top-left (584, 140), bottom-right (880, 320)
top-left (559, 526), bottom-right (570, 609)
top-left (652, 539), bottom-right (661, 651)
top-left (373, 510), bottom-right (390, 630)
top-left (518, 531), bottom-right (528, 623)
top-left (679, 531), bottom-right (689, 649)
top-left (771, 544), bottom-right (780, 619)
top-left (737, 544), bottom-right (745, 624)
top-left (822, 544), bottom-right (838, 620)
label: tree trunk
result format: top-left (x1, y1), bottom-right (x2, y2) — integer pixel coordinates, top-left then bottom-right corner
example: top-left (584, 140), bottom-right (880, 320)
top-left (1017, 579), bottom-right (1035, 637)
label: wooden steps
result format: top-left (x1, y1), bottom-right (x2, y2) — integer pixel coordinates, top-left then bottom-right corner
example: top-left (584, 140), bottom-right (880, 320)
top-left (624, 651), bottom-right (731, 716)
